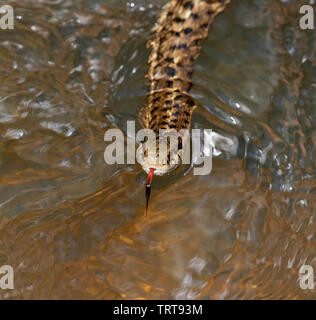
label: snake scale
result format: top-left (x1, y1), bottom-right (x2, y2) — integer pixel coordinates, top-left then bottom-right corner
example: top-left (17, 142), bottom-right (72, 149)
top-left (136, 0), bottom-right (231, 212)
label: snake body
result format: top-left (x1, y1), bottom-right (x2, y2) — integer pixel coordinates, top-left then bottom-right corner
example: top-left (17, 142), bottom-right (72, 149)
top-left (137, 0), bottom-right (231, 175)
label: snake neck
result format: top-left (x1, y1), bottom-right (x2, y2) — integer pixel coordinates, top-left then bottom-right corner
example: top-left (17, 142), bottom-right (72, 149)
top-left (140, 0), bottom-right (231, 132)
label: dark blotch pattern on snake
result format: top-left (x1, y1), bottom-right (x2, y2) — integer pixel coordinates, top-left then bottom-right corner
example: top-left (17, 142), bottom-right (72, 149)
top-left (137, 0), bottom-right (231, 175)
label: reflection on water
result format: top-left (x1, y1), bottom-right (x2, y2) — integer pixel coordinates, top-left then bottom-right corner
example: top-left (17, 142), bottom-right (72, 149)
top-left (0, 0), bottom-right (315, 299)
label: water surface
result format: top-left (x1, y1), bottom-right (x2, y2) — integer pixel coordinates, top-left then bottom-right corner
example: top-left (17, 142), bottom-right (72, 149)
top-left (0, 0), bottom-right (315, 299)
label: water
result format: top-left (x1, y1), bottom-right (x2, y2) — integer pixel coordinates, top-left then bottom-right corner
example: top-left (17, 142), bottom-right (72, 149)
top-left (0, 0), bottom-right (315, 299)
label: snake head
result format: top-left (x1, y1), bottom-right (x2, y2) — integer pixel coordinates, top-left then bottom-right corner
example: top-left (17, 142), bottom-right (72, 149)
top-left (136, 142), bottom-right (181, 176)
top-left (136, 129), bottom-right (189, 176)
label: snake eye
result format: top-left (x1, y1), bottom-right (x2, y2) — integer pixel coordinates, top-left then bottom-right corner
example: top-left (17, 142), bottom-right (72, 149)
top-left (142, 143), bottom-right (148, 157)
top-left (167, 152), bottom-right (171, 164)
top-left (178, 139), bottom-right (182, 150)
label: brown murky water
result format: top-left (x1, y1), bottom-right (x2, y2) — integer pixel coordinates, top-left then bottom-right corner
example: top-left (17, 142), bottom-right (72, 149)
top-left (0, 0), bottom-right (315, 299)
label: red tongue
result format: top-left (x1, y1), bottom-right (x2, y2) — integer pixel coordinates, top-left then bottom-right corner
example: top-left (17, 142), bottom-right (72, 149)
top-left (145, 168), bottom-right (155, 215)
top-left (146, 168), bottom-right (155, 186)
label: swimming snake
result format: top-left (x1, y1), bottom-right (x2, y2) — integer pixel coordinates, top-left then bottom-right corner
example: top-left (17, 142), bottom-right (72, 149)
top-left (136, 0), bottom-right (231, 213)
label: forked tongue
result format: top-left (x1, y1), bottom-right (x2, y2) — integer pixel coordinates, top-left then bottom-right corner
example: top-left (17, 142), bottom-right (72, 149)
top-left (145, 168), bottom-right (155, 215)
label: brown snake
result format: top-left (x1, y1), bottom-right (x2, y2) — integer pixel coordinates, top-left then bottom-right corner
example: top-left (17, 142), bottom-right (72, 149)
top-left (135, 0), bottom-right (231, 212)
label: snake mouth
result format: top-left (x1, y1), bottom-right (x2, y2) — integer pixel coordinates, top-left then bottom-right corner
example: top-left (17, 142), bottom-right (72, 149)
top-left (142, 163), bottom-right (180, 176)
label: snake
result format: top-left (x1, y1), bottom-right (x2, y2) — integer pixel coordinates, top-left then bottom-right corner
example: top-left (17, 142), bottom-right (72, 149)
top-left (135, 0), bottom-right (232, 212)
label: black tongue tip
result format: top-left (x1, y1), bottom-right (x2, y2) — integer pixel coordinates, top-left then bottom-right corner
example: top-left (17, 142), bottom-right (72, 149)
top-left (145, 184), bottom-right (151, 216)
